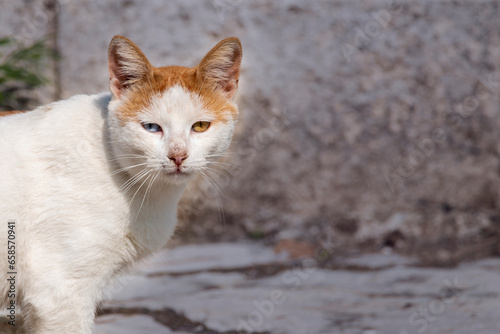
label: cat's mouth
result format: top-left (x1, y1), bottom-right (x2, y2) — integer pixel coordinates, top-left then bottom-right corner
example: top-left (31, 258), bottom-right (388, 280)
top-left (166, 166), bottom-right (190, 176)
top-left (159, 162), bottom-right (187, 176)
top-left (171, 168), bottom-right (183, 175)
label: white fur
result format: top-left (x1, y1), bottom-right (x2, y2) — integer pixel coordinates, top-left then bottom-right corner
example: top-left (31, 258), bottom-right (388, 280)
top-left (0, 86), bottom-right (236, 333)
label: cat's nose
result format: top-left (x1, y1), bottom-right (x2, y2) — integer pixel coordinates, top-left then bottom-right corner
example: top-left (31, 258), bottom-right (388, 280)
top-left (168, 153), bottom-right (188, 167)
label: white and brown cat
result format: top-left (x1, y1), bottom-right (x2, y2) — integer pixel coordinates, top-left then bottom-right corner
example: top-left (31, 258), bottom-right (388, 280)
top-left (0, 35), bottom-right (242, 333)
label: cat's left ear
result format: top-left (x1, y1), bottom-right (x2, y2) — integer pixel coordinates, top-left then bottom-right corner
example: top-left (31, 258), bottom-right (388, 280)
top-left (108, 35), bottom-right (153, 99)
top-left (197, 37), bottom-right (242, 99)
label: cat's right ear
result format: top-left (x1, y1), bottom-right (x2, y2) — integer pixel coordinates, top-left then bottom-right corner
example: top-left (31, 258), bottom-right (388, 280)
top-left (108, 36), bottom-right (153, 99)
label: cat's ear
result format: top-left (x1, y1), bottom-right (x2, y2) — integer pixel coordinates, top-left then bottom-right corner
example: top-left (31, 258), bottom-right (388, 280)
top-left (197, 37), bottom-right (242, 99)
top-left (108, 35), bottom-right (153, 99)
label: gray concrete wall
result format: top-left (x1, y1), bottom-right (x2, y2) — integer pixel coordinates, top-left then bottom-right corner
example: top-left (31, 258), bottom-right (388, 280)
top-left (2, 0), bottom-right (500, 260)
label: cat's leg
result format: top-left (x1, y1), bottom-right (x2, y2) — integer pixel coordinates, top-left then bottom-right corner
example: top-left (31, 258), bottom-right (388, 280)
top-left (20, 283), bottom-right (97, 334)
top-left (21, 300), bottom-right (96, 334)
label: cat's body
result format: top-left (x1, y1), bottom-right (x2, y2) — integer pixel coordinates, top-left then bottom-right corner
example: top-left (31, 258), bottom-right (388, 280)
top-left (0, 36), bottom-right (242, 333)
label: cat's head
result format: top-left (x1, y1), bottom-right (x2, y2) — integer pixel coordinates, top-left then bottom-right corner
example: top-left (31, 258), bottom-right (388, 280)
top-left (106, 36), bottom-right (242, 186)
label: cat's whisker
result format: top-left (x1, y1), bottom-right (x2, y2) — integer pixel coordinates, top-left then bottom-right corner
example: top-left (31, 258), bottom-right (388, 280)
top-left (199, 170), bottom-right (225, 230)
top-left (205, 162), bottom-right (235, 171)
top-left (145, 172), bottom-right (161, 206)
top-left (124, 171), bottom-right (152, 195)
top-left (206, 152), bottom-right (246, 159)
top-left (135, 171), bottom-right (159, 219)
top-left (129, 171), bottom-right (153, 207)
top-left (119, 167), bottom-right (147, 189)
top-left (199, 169), bottom-right (218, 192)
top-left (110, 153), bottom-right (145, 157)
top-left (194, 163), bottom-right (234, 176)
top-left (120, 168), bottom-right (150, 194)
top-left (107, 156), bottom-right (165, 169)
top-left (108, 153), bottom-right (146, 158)
top-left (200, 166), bottom-right (232, 180)
top-left (190, 159), bottom-right (233, 166)
top-left (200, 168), bottom-right (228, 191)
top-left (111, 162), bottom-right (150, 176)
top-left (189, 161), bottom-right (235, 172)
top-left (106, 155), bottom-right (147, 163)
top-left (184, 177), bottom-right (192, 191)
top-left (204, 152), bottom-right (238, 158)
top-left (107, 157), bottom-right (144, 162)
top-left (201, 168), bottom-right (226, 198)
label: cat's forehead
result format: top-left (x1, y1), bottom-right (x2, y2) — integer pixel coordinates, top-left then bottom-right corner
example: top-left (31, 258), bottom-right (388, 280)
top-left (148, 85), bottom-right (205, 122)
top-left (115, 66), bottom-right (237, 124)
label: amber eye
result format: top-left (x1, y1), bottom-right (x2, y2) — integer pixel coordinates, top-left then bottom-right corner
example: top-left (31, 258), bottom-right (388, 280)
top-left (192, 121), bottom-right (210, 132)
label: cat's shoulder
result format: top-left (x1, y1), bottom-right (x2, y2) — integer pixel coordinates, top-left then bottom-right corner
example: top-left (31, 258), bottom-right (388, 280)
top-left (0, 92), bottom-right (111, 122)
top-left (46, 92), bottom-right (112, 116)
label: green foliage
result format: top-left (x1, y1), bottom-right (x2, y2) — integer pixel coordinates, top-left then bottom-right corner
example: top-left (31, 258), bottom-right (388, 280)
top-left (0, 37), bottom-right (56, 110)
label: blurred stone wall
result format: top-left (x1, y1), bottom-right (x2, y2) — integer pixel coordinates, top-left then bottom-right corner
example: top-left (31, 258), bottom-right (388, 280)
top-left (2, 0), bottom-right (500, 260)
top-left (0, 0), bottom-right (58, 106)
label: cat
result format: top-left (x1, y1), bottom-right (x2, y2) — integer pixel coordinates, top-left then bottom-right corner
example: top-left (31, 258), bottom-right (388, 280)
top-left (0, 35), bottom-right (242, 333)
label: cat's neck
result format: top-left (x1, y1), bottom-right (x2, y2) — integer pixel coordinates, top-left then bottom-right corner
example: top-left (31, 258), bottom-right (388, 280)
top-left (123, 177), bottom-right (187, 256)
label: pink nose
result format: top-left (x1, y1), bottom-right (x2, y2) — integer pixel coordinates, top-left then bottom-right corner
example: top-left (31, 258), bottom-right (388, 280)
top-left (168, 154), bottom-right (188, 167)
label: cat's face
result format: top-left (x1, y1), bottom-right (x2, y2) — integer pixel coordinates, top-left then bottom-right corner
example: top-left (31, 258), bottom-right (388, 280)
top-left (106, 36), bottom-right (241, 185)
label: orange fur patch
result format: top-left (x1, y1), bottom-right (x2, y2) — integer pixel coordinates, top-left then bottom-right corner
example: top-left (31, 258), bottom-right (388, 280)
top-left (109, 36), bottom-right (241, 126)
top-left (0, 110), bottom-right (26, 117)
top-left (117, 65), bottom-right (238, 125)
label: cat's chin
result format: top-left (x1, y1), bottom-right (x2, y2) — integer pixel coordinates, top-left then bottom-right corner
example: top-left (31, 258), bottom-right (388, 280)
top-left (161, 170), bottom-right (195, 184)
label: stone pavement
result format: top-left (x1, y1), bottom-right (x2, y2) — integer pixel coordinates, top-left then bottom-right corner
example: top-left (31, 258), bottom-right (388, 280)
top-left (94, 242), bottom-right (500, 334)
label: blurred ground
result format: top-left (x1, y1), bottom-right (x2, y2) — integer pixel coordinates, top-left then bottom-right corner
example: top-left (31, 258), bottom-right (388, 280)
top-left (90, 242), bottom-right (500, 334)
top-left (1, 242), bottom-right (500, 333)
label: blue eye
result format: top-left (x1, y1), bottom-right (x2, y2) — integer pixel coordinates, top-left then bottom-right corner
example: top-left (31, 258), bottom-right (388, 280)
top-left (142, 123), bottom-right (162, 133)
